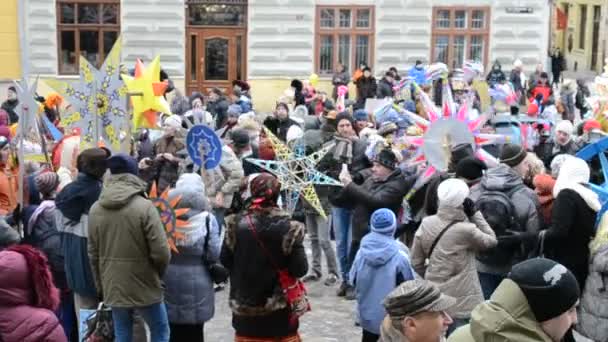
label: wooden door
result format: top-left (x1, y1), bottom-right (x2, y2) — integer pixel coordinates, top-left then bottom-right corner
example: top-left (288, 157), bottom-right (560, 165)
top-left (186, 28), bottom-right (246, 95)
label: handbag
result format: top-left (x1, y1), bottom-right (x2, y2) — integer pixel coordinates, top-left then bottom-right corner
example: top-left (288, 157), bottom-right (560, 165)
top-left (202, 214), bottom-right (229, 284)
top-left (83, 302), bottom-right (114, 342)
top-left (245, 214), bottom-right (311, 323)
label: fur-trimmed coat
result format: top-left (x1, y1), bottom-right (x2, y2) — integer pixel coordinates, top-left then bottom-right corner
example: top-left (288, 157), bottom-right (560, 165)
top-left (221, 209), bottom-right (308, 337)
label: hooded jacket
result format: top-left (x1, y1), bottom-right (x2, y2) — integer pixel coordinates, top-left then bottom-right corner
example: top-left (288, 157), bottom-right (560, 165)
top-left (88, 173), bottom-right (170, 307)
top-left (412, 208), bottom-right (497, 319)
top-left (56, 172), bottom-right (103, 298)
top-left (350, 228), bottom-right (414, 335)
top-left (408, 65), bottom-right (427, 86)
top-left (448, 279), bottom-right (553, 342)
top-left (470, 164), bottom-right (540, 275)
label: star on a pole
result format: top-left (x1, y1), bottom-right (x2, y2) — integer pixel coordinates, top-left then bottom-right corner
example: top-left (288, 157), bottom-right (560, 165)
top-left (13, 77), bottom-right (40, 140)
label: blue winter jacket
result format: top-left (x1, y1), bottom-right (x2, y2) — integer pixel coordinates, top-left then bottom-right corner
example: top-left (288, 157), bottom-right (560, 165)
top-left (56, 172), bottom-right (103, 298)
top-left (408, 65), bottom-right (427, 86)
top-left (350, 232), bottom-right (414, 335)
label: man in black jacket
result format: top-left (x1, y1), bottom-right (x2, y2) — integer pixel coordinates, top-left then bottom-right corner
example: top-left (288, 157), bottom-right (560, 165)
top-left (207, 88), bottom-right (229, 130)
top-left (377, 72), bottom-right (395, 99)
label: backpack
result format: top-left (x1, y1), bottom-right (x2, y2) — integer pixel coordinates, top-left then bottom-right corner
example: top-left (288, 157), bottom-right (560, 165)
top-left (475, 189), bottom-right (521, 266)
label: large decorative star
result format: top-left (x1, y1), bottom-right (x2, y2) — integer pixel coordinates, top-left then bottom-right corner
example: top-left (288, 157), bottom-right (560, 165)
top-left (46, 37), bottom-right (127, 152)
top-left (149, 182), bottom-right (191, 253)
top-left (246, 127), bottom-right (342, 219)
top-left (13, 77), bottom-right (40, 141)
top-left (121, 56), bottom-right (171, 129)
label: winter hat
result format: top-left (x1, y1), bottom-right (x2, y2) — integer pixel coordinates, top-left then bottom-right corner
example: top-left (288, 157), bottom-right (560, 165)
top-left (437, 178), bottom-right (470, 207)
top-left (171, 173), bottom-right (210, 212)
top-left (533, 174), bottom-right (556, 196)
top-left (163, 115), bottom-right (182, 129)
top-left (35, 172), bottom-right (59, 198)
top-left (232, 80), bottom-right (250, 91)
top-left (553, 156), bottom-right (601, 211)
top-left (354, 109), bottom-right (369, 121)
top-left (370, 208), bottom-right (397, 236)
top-left (500, 143), bottom-right (527, 167)
top-left (230, 128), bottom-right (250, 149)
top-left (107, 153), bottom-right (138, 176)
top-left (556, 120), bottom-right (574, 136)
top-left (77, 147), bottom-right (110, 179)
top-left (189, 92), bottom-right (205, 107)
top-left (249, 173), bottom-right (281, 208)
top-left (374, 148), bottom-right (398, 170)
top-left (7, 86), bottom-right (16, 93)
top-left (450, 143), bottom-right (475, 168)
top-left (508, 258), bottom-right (580, 322)
top-left (227, 104), bottom-right (243, 118)
top-left (550, 154), bottom-right (574, 178)
top-left (276, 102), bottom-right (289, 113)
top-left (455, 157), bottom-right (487, 184)
top-left (583, 119), bottom-right (602, 133)
top-left (335, 112), bottom-right (355, 127)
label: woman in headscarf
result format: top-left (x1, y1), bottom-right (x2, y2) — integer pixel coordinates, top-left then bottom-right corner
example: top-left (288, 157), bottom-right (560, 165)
top-left (221, 173), bottom-right (308, 342)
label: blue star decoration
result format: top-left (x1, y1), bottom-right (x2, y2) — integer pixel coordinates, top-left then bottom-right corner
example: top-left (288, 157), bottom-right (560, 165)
top-left (186, 125), bottom-right (222, 170)
top-left (246, 127), bottom-right (342, 219)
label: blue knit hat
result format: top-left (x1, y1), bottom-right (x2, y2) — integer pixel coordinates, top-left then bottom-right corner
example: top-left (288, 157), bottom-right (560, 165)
top-left (370, 208), bottom-right (397, 236)
top-left (353, 109), bottom-right (368, 121)
top-left (107, 153), bottom-right (138, 176)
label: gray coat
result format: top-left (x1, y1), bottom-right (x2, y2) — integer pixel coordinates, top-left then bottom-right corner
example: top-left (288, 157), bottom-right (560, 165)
top-left (578, 243), bottom-right (608, 342)
top-left (163, 212), bottom-right (221, 324)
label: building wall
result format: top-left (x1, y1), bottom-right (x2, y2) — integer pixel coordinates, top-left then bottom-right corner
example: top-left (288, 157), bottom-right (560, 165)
top-left (25, 0), bottom-right (57, 76)
top-left (0, 0), bottom-right (21, 81)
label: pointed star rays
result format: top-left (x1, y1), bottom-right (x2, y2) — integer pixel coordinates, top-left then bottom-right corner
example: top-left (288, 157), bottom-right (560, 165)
top-left (246, 127), bottom-right (342, 219)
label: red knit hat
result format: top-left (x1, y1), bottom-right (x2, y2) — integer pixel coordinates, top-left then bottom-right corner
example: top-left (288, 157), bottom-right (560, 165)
top-left (527, 102), bottom-right (539, 116)
top-left (583, 119), bottom-right (602, 133)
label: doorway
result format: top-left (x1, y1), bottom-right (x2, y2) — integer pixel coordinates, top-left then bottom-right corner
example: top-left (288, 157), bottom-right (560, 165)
top-left (591, 5), bottom-right (601, 71)
top-left (185, 1), bottom-right (247, 95)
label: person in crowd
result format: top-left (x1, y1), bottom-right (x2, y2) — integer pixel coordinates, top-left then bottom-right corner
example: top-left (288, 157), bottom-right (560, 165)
top-left (1, 85), bottom-right (19, 125)
top-left (355, 67), bottom-right (377, 110)
top-left (183, 92), bottom-right (213, 127)
top-left (486, 61), bottom-right (506, 87)
top-left (578, 211), bottom-right (608, 342)
top-left (509, 59), bottom-right (525, 104)
top-left (169, 90), bottom-right (191, 116)
top-left (353, 109), bottom-right (372, 135)
top-left (412, 179), bottom-right (497, 336)
top-left (0, 245), bottom-right (67, 342)
top-left (388, 66), bottom-right (401, 81)
top-left (56, 147), bottom-right (110, 321)
top-left (449, 258), bottom-right (580, 342)
top-left (560, 81), bottom-right (576, 122)
top-left (0, 218), bottom-right (19, 250)
top-left (22, 171), bottom-right (73, 337)
top-left (232, 80), bottom-right (251, 99)
top-left (0, 109), bottom-right (12, 141)
top-left (0, 137), bottom-right (16, 216)
top-left (551, 120), bottom-right (578, 163)
top-left (204, 142), bottom-right (244, 229)
top-left (207, 88), bottom-right (230, 130)
top-left (332, 63), bottom-right (350, 101)
top-left (575, 79), bottom-right (591, 118)
top-left (532, 173), bottom-right (556, 230)
top-left (165, 173), bottom-right (221, 342)
top-left (135, 128), bottom-right (154, 162)
top-left (221, 173), bottom-right (308, 341)
top-left (530, 72), bottom-right (553, 105)
top-left (300, 203), bottom-right (339, 285)
top-left (381, 279), bottom-right (456, 342)
top-left (350, 208), bottom-right (415, 342)
top-left (408, 60), bottom-right (427, 86)
top-left (353, 62), bottom-right (368, 84)
top-left (264, 102), bottom-right (302, 143)
top-left (377, 71), bottom-right (396, 99)
top-left (527, 63), bottom-right (544, 97)
top-left (455, 157), bottom-right (487, 188)
top-left (469, 144), bottom-right (540, 299)
top-left (88, 154), bottom-right (171, 342)
top-left (541, 157), bottom-right (599, 290)
top-left (577, 119), bottom-right (607, 149)
top-left (290, 79), bottom-right (306, 107)
top-left (551, 49), bottom-right (565, 88)
top-left (308, 91), bottom-right (332, 117)
top-left (229, 128), bottom-right (260, 176)
top-left (139, 115), bottom-right (184, 193)
top-left (334, 147), bottom-right (413, 278)
top-left (218, 104), bottom-right (243, 140)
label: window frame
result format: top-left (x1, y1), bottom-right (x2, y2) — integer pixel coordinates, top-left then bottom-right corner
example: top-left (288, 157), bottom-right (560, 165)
top-left (315, 5), bottom-right (375, 76)
top-left (578, 4), bottom-right (587, 50)
top-left (56, 0), bottom-right (121, 75)
top-left (431, 6), bottom-right (490, 70)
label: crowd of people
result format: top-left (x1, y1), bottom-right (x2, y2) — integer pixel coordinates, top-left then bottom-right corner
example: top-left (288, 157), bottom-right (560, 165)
top-left (0, 55), bottom-right (607, 342)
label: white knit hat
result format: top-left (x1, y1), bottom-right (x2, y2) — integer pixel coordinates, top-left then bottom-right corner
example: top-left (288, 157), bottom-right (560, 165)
top-left (556, 120), bottom-right (574, 136)
top-left (163, 115), bottom-right (182, 129)
top-left (437, 178), bottom-right (470, 207)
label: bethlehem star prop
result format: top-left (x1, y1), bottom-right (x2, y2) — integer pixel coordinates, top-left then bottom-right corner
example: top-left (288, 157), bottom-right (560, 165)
top-left (46, 38), bottom-right (126, 152)
top-left (149, 182), bottom-right (192, 253)
top-left (246, 127), bottom-right (341, 219)
top-left (181, 115), bottom-right (223, 172)
top-left (122, 56), bottom-right (172, 130)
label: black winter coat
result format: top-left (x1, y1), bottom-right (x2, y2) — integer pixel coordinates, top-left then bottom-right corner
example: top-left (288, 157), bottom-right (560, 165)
top-left (377, 77), bottom-right (394, 98)
top-left (221, 209), bottom-right (308, 337)
top-left (545, 189), bottom-right (597, 289)
top-left (263, 117), bottom-right (300, 143)
top-left (355, 76), bottom-right (377, 107)
top-left (1, 99), bottom-right (19, 124)
top-left (207, 98), bottom-right (229, 129)
top-left (332, 169), bottom-right (413, 243)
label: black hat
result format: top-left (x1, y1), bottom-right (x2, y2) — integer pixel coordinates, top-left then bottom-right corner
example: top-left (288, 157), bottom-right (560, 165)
top-left (335, 112), bottom-right (355, 127)
top-left (107, 153), bottom-right (138, 176)
top-left (374, 148), bottom-right (397, 170)
top-left (455, 157), bottom-right (487, 183)
top-left (8, 86), bottom-right (16, 93)
top-left (363, 66), bottom-right (372, 73)
top-left (77, 147), bottom-right (111, 179)
top-left (230, 129), bottom-right (250, 149)
top-left (508, 258), bottom-right (580, 322)
top-left (500, 143), bottom-right (527, 167)
top-left (450, 143), bottom-right (475, 168)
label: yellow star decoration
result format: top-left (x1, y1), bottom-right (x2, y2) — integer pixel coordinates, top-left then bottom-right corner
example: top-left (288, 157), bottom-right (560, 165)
top-left (121, 56), bottom-right (172, 129)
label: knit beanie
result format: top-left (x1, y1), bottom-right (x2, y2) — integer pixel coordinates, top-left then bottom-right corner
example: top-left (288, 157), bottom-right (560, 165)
top-left (107, 153), bottom-right (138, 175)
top-left (455, 157), bottom-right (487, 183)
top-left (556, 120), bottom-right (574, 136)
top-left (35, 172), bottom-right (59, 198)
top-left (508, 258), bottom-right (580, 322)
top-left (370, 208), bottom-right (397, 236)
top-left (450, 143), bottom-right (475, 169)
top-left (354, 109), bottom-right (369, 121)
top-left (583, 119), bottom-right (602, 133)
top-left (335, 112), bottom-right (355, 127)
top-left (374, 148), bottom-right (398, 170)
top-left (77, 147), bottom-right (110, 179)
top-left (500, 143), bottom-right (527, 167)
top-left (437, 178), bottom-right (470, 207)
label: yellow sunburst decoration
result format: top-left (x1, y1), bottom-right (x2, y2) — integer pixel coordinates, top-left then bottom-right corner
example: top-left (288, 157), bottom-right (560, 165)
top-left (122, 56), bottom-right (172, 129)
top-left (150, 182), bottom-right (190, 253)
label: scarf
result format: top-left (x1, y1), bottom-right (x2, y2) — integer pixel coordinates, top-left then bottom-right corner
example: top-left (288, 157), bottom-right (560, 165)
top-left (27, 200), bottom-right (56, 236)
top-left (332, 135), bottom-right (353, 163)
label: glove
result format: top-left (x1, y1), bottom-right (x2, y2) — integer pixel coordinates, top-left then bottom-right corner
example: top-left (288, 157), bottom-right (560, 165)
top-left (463, 198), bottom-right (476, 218)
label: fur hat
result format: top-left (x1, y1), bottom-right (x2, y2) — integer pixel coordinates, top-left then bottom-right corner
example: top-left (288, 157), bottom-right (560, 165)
top-left (77, 147), bottom-right (110, 179)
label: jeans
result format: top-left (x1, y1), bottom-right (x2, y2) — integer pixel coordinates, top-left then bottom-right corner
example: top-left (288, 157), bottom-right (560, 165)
top-left (213, 207), bottom-right (226, 230)
top-left (57, 291), bottom-right (75, 341)
top-left (478, 272), bottom-right (506, 300)
top-left (112, 302), bottom-right (170, 342)
top-left (332, 207), bottom-right (352, 281)
top-left (305, 213), bottom-right (338, 276)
